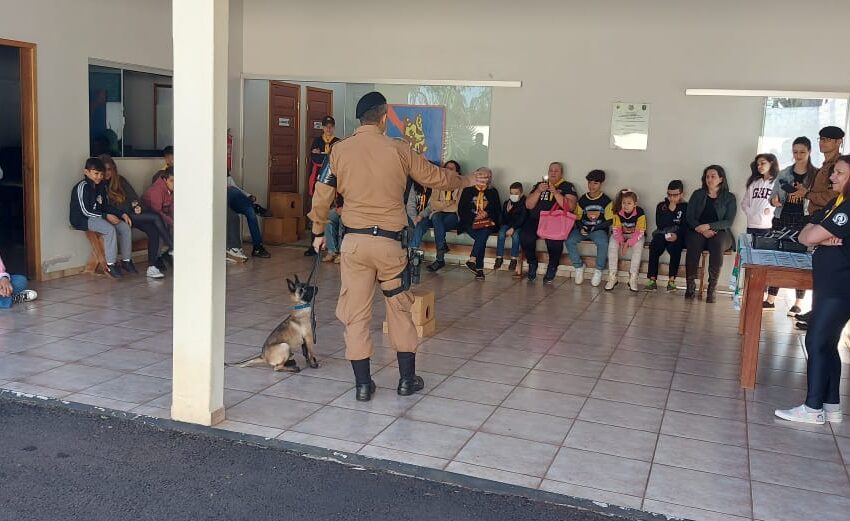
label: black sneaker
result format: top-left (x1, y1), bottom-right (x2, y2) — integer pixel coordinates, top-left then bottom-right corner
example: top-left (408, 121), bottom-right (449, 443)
top-left (475, 269), bottom-right (485, 281)
top-left (253, 203), bottom-right (273, 217)
top-left (465, 260), bottom-right (477, 273)
top-left (104, 263), bottom-right (123, 279)
top-left (527, 263), bottom-right (538, 282)
top-left (304, 247), bottom-right (317, 257)
top-left (762, 301), bottom-right (775, 310)
top-left (795, 321), bottom-right (808, 331)
top-left (161, 251), bottom-right (173, 266)
top-left (252, 245), bottom-right (271, 258)
top-left (796, 311), bottom-right (811, 323)
top-left (508, 259), bottom-right (517, 272)
top-left (427, 260), bottom-right (445, 272)
top-left (494, 257), bottom-right (504, 270)
top-left (155, 256), bottom-right (168, 273)
top-left (787, 305), bottom-right (802, 317)
top-left (121, 260), bottom-right (138, 274)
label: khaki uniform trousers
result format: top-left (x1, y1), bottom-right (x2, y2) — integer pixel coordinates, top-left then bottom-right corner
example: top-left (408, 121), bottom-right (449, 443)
top-left (337, 233), bottom-right (417, 360)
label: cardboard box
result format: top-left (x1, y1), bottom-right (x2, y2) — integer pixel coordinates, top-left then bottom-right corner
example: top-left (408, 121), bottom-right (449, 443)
top-left (383, 318), bottom-right (436, 338)
top-left (263, 216), bottom-right (299, 244)
top-left (269, 192), bottom-right (303, 218)
top-left (410, 290), bottom-right (435, 326)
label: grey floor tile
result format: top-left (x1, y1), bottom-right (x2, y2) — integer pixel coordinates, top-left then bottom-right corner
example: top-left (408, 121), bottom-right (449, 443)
top-left (749, 449), bottom-right (850, 496)
top-left (654, 434), bottom-right (750, 479)
top-left (71, 326), bottom-right (155, 347)
top-left (67, 309), bottom-right (143, 326)
top-left (472, 346), bottom-right (545, 369)
top-left (429, 376), bottom-right (514, 406)
top-left (23, 319), bottom-right (98, 338)
top-left (226, 394), bottom-right (321, 430)
top-left (358, 445), bottom-right (447, 470)
top-left (590, 380), bottom-right (669, 409)
top-left (0, 332), bottom-right (62, 354)
top-left (279, 431), bottom-right (363, 453)
top-left (2, 381), bottom-right (70, 399)
top-left (481, 407), bottom-right (573, 445)
top-left (748, 423), bottom-right (841, 462)
top-left (0, 354), bottom-right (65, 380)
top-left (370, 418), bottom-right (473, 460)
top-left (78, 348), bottom-right (168, 372)
top-left (501, 387), bottom-right (586, 418)
top-left (329, 389), bottom-right (423, 417)
top-left (533, 355), bottom-right (606, 378)
top-left (519, 370), bottom-right (597, 397)
top-left (608, 349), bottom-right (678, 372)
top-left (661, 411), bottom-right (748, 447)
top-left (224, 366), bottom-right (292, 393)
top-left (676, 358), bottom-right (741, 381)
top-left (262, 374), bottom-right (352, 404)
top-left (23, 363), bottom-right (123, 392)
top-left (601, 363), bottom-right (673, 389)
top-left (402, 352), bottom-right (468, 375)
top-left (20, 338), bottom-right (112, 362)
top-left (454, 432), bottom-right (558, 477)
top-left (291, 406), bottom-right (395, 444)
top-left (563, 421), bottom-right (658, 462)
top-left (547, 341), bottom-right (615, 362)
top-left (405, 395), bottom-right (495, 430)
top-left (666, 390), bottom-right (747, 421)
top-left (84, 373), bottom-right (171, 404)
top-left (578, 398), bottom-right (664, 432)
top-left (445, 461), bottom-right (540, 489)
top-left (546, 448), bottom-right (651, 497)
top-left (642, 500), bottom-right (752, 521)
top-left (752, 481), bottom-right (850, 521)
top-left (452, 360), bottom-right (530, 386)
top-left (214, 420), bottom-right (283, 440)
top-left (417, 337), bottom-right (484, 358)
top-left (539, 480), bottom-right (643, 509)
top-left (371, 366), bottom-right (446, 391)
top-left (672, 373), bottom-right (745, 400)
top-left (64, 393), bottom-right (140, 411)
top-left (645, 464), bottom-right (752, 518)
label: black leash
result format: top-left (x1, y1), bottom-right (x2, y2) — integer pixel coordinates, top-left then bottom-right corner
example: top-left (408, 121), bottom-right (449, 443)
top-left (306, 252), bottom-right (321, 344)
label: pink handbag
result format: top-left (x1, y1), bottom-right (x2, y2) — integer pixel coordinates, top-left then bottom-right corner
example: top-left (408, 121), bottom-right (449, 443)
top-left (537, 204), bottom-right (577, 241)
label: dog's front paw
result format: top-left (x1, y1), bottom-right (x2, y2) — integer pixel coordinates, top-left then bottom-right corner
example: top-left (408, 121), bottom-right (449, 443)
top-left (308, 357), bottom-right (319, 369)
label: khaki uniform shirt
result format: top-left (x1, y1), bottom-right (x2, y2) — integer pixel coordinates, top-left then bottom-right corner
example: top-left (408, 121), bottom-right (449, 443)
top-left (309, 125), bottom-right (469, 234)
top-left (808, 155), bottom-right (838, 215)
top-left (427, 189), bottom-right (461, 215)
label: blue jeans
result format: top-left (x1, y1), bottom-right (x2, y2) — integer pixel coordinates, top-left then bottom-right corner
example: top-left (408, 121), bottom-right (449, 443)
top-left (431, 212), bottom-right (459, 261)
top-left (227, 187), bottom-right (262, 247)
top-left (0, 275), bottom-right (28, 309)
top-left (496, 225), bottom-right (521, 258)
top-left (467, 228), bottom-right (491, 269)
top-left (565, 228), bottom-right (609, 270)
top-left (326, 209), bottom-right (342, 253)
top-left (409, 217), bottom-right (432, 249)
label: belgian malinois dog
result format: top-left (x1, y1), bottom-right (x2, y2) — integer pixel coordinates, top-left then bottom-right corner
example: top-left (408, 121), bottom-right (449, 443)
top-left (227, 276), bottom-right (319, 372)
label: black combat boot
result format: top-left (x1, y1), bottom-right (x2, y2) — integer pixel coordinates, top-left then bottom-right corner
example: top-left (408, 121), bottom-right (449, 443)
top-left (397, 352), bottom-right (424, 396)
top-left (706, 275), bottom-right (718, 303)
top-left (684, 279), bottom-right (696, 300)
top-left (351, 358), bottom-right (375, 401)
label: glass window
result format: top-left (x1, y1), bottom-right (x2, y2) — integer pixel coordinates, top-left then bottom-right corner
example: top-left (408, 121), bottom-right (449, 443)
top-left (88, 65), bottom-right (173, 157)
top-left (759, 97), bottom-right (849, 167)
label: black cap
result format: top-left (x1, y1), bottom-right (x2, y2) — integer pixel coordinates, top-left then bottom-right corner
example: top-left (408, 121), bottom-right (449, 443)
top-left (356, 91), bottom-right (387, 119)
top-left (586, 169), bottom-right (606, 182)
top-left (819, 126), bottom-right (845, 139)
top-left (321, 116), bottom-right (335, 126)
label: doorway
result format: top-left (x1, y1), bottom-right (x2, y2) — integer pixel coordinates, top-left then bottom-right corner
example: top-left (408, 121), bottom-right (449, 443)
top-left (0, 39), bottom-right (39, 279)
top-left (267, 81), bottom-right (300, 194)
top-left (303, 86), bottom-right (334, 214)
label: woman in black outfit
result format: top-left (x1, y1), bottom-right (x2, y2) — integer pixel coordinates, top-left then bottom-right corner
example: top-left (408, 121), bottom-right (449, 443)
top-left (684, 165), bottom-right (737, 302)
top-left (776, 155), bottom-right (850, 425)
top-left (101, 155), bottom-right (173, 278)
top-left (458, 167), bottom-right (500, 281)
top-left (521, 161), bottom-right (578, 284)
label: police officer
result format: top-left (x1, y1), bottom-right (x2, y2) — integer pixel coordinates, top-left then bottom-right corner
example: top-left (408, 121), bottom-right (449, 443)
top-left (308, 92), bottom-right (481, 401)
top-left (776, 154), bottom-right (850, 425)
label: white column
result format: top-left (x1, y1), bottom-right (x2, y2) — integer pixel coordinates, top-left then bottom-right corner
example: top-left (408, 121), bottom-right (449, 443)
top-left (171, 0), bottom-right (228, 426)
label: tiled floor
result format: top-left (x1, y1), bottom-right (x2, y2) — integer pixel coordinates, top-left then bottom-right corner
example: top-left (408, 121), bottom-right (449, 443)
top-left (2, 245), bottom-right (850, 521)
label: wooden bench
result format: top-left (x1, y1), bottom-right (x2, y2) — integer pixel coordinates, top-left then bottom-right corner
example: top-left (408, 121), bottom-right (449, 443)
top-left (417, 230), bottom-right (732, 295)
top-left (82, 231), bottom-right (149, 275)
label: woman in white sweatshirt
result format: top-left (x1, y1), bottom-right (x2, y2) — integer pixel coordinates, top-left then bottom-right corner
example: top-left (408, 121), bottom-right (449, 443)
top-left (741, 153), bottom-right (780, 235)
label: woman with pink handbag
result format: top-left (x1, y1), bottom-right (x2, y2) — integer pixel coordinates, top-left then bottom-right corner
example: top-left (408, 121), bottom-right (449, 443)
top-left (520, 162), bottom-right (578, 284)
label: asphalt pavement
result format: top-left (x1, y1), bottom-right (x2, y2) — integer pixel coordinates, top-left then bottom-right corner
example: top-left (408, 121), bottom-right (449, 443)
top-left (0, 396), bottom-right (662, 521)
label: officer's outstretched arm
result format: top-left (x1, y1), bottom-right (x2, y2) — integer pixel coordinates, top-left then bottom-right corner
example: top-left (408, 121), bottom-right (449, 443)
top-left (407, 150), bottom-right (472, 191)
top-left (308, 158), bottom-right (337, 236)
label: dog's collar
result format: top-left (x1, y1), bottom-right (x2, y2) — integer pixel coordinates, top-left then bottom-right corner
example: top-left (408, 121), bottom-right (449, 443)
top-left (292, 303), bottom-right (312, 311)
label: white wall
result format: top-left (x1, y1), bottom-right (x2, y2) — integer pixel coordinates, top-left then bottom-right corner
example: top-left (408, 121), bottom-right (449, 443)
top-left (241, 79), bottom-right (348, 207)
top-left (0, 0), bottom-right (172, 275)
top-left (242, 0), bottom-right (850, 240)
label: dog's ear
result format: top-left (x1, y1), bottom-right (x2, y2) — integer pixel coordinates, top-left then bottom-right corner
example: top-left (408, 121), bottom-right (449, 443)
top-left (286, 278), bottom-right (296, 292)
top-left (294, 274), bottom-right (301, 284)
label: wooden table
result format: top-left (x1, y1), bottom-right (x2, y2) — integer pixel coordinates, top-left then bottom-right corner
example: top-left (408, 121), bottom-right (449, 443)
top-left (738, 262), bottom-right (812, 389)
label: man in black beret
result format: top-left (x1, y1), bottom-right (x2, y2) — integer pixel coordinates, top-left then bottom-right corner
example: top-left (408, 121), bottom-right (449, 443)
top-left (807, 126), bottom-right (845, 216)
top-left (308, 91), bottom-right (484, 401)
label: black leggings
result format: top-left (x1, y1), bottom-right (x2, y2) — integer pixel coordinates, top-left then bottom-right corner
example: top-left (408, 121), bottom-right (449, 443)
top-left (133, 211), bottom-right (173, 266)
top-left (520, 219), bottom-right (564, 275)
top-left (805, 294), bottom-right (850, 409)
top-left (647, 234), bottom-right (684, 279)
top-left (767, 287), bottom-right (806, 299)
top-left (685, 230), bottom-right (731, 282)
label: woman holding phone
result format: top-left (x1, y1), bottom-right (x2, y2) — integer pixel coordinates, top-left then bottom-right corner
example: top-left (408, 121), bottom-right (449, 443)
top-left (520, 161), bottom-right (578, 284)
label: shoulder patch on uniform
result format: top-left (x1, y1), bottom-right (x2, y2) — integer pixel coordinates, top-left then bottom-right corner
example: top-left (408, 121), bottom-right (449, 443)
top-left (832, 213), bottom-right (848, 226)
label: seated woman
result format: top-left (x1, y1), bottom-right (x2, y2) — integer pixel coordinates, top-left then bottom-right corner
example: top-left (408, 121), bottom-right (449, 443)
top-left (100, 155), bottom-right (172, 279)
top-left (0, 251), bottom-right (37, 308)
top-left (142, 167), bottom-right (174, 235)
top-left (427, 160), bottom-right (463, 272)
top-left (684, 165), bottom-right (737, 303)
top-left (520, 161), bottom-right (578, 284)
top-left (775, 154), bottom-right (850, 425)
top-left (458, 167), bottom-right (501, 280)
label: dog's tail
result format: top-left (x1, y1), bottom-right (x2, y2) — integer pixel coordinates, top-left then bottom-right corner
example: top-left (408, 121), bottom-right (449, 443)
top-left (225, 354), bottom-right (265, 368)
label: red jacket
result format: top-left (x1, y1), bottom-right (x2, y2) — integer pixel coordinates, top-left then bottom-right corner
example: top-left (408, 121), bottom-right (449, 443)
top-left (142, 177), bottom-right (174, 227)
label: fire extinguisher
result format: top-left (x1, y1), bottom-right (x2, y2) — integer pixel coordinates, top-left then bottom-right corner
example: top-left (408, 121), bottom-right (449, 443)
top-left (226, 128), bottom-right (233, 173)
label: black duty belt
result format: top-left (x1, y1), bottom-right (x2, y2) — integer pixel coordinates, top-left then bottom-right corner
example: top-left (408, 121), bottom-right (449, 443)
top-left (344, 226), bottom-right (404, 241)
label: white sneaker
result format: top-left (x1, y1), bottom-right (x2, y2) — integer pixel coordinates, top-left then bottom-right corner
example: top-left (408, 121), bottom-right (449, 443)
top-left (574, 267), bottom-right (585, 285)
top-left (12, 289), bottom-right (38, 303)
top-left (628, 274), bottom-right (639, 292)
top-left (227, 248), bottom-right (248, 263)
top-left (774, 404), bottom-right (825, 425)
top-left (824, 404), bottom-right (843, 423)
top-left (591, 269), bottom-right (603, 287)
top-left (146, 266), bottom-right (165, 279)
top-left (604, 272), bottom-right (618, 291)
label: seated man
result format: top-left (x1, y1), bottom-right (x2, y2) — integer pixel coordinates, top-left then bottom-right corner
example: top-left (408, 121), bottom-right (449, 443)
top-left (151, 145), bottom-right (174, 184)
top-left (406, 181), bottom-right (433, 251)
top-left (226, 208), bottom-right (248, 263)
top-left (323, 195), bottom-right (344, 263)
top-left (0, 252), bottom-right (37, 308)
top-left (226, 173), bottom-right (271, 258)
top-left (70, 157), bottom-right (136, 278)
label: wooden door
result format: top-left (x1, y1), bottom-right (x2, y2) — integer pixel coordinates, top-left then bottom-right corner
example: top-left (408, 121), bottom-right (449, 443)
top-left (268, 81), bottom-right (300, 194)
top-left (304, 87), bottom-right (334, 212)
